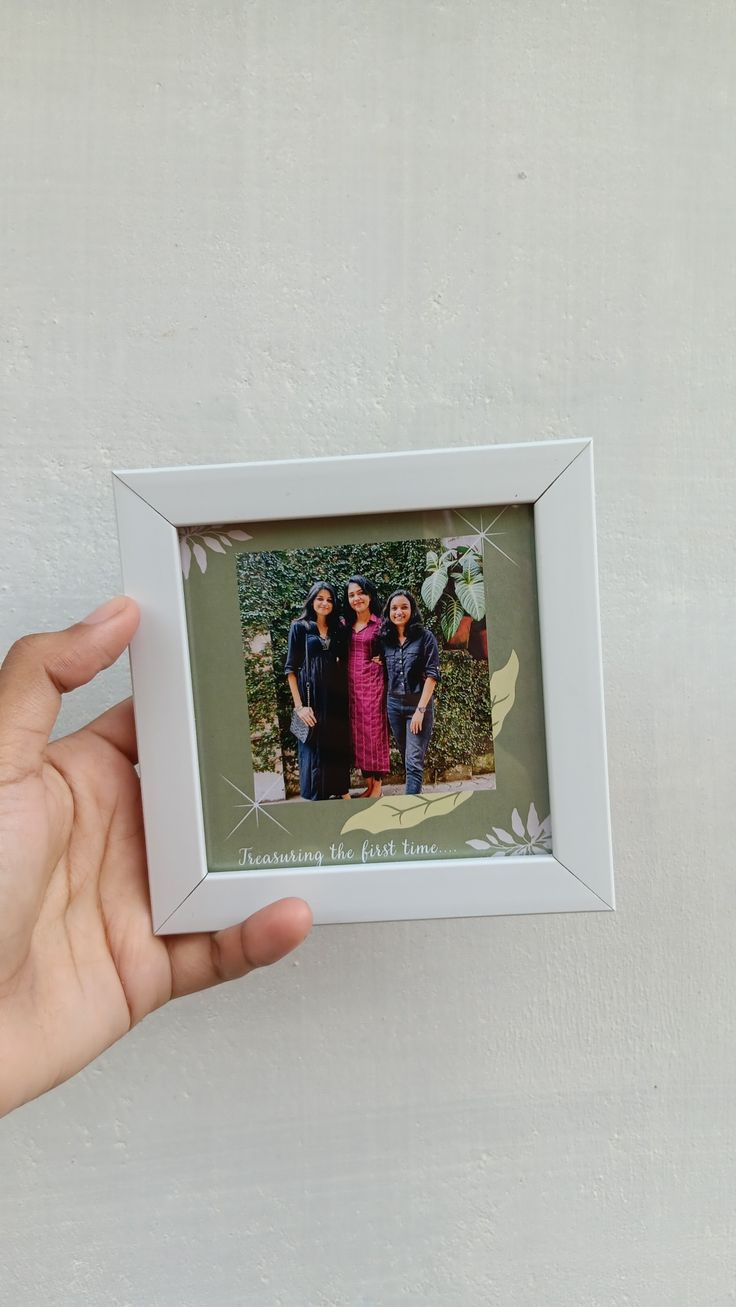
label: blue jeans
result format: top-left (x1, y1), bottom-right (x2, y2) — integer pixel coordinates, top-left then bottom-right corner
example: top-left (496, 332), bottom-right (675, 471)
top-left (387, 696), bottom-right (434, 795)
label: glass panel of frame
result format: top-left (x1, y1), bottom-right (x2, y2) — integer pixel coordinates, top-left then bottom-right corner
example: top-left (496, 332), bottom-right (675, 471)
top-left (180, 503), bottom-right (551, 873)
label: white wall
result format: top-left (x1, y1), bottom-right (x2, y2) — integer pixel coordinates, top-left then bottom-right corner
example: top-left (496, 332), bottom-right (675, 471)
top-left (1, 4), bottom-right (734, 1303)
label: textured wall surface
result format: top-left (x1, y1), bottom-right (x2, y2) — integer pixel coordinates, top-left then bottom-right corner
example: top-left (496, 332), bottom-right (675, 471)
top-left (1, 3), bottom-right (734, 1304)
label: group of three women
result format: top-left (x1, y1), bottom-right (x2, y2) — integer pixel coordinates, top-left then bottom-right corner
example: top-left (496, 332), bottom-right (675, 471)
top-left (284, 576), bottom-right (441, 801)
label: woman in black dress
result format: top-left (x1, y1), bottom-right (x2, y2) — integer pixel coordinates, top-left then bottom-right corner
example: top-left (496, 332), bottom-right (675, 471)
top-left (285, 582), bottom-right (352, 801)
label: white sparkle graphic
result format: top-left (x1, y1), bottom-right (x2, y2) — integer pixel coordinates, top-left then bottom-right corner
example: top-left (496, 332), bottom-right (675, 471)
top-left (453, 507), bottom-right (518, 565)
top-left (222, 774), bottom-right (290, 840)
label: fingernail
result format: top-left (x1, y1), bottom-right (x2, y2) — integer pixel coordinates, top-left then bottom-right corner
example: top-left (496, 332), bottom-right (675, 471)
top-left (81, 596), bottom-right (129, 625)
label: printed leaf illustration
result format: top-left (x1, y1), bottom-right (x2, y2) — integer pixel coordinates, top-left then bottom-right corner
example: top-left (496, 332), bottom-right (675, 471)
top-left (179, 525), bottom-right (253, 576)
top-left (465, 804), bottom-right (553, 856)
top-left (180, 539), bottom-right (192, 580)
top-left (489, 650), bottom-right (519, 737)
top-left (341, 790), bottom-right (472, 835)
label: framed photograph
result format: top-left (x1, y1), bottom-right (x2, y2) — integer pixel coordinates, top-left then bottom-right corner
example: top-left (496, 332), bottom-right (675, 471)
top-left (113, 440), bottom-right (613, 933)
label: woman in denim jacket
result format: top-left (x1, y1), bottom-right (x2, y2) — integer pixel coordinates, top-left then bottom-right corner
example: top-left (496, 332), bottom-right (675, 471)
top-left (379, 590), bottom-right (440, 795)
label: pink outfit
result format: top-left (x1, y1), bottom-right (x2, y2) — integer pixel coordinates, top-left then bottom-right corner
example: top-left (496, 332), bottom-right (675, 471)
top-left (348, 613), bottom-right (390, 773)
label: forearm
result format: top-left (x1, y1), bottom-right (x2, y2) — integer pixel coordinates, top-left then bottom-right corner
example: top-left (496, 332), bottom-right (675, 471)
top-left (286, 672), bottom-right (303, 709)
top-left (416, 677), bottom-right (437, 713)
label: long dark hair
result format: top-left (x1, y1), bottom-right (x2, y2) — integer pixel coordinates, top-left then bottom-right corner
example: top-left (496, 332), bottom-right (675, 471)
top-left (380, 589), bottom-right (425, 645)
top-left (295, 581), bottom-right (343, 638)
top-left (345, 575), bottom-right (381, 626)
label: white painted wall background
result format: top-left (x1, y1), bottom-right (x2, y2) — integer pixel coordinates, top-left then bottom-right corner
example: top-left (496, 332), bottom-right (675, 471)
top-left (1, 3), bottom-right (734, 1303)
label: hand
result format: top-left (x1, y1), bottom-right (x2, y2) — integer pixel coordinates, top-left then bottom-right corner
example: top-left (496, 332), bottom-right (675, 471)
top-left (297, 705), bottom-right (317, 729)
top-left (410, 710), bottom-right (425, 735)
top-left (0, 598), bottom-right (312, 1117)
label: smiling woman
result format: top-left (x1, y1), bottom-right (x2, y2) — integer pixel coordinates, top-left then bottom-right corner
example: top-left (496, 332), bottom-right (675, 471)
top-left (284, 581), bottom-right (352, 802)
top-left (345, 575), bottom-right (390, 799)
top-left (378, 588), bottom-right (441, 796)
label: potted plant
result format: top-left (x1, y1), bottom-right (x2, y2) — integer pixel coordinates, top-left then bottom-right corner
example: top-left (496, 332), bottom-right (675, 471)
top-left (420, 544), bottom-right (488, 661)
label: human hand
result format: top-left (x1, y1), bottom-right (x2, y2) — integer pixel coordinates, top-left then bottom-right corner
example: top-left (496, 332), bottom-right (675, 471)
top-left (297, 705), bottom-right (317, 729)
top-left (410, 710), bottom-right (424, 735)
top-left (0, 598), bottom-right (312, 1117)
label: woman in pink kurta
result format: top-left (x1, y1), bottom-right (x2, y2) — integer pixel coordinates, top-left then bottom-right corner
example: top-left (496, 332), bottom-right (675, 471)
top-left (346, 575), bottom-right (390, 798)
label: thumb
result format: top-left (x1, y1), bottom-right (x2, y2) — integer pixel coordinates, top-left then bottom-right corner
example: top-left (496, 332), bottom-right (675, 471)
top-left (0, 597), bottom-right (140, 783)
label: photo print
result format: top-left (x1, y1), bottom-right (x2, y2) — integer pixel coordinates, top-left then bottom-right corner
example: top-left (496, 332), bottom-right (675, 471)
top-left (236, 534), bottom-right (498, 805)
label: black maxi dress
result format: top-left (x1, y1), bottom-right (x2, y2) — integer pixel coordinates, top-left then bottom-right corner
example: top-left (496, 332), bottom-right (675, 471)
top-left (284, 619), bottom-right (352, 800)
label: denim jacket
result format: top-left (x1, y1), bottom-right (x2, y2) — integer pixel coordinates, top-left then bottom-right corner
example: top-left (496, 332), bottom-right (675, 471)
top-left (382, 629), bottom-right (441, 701)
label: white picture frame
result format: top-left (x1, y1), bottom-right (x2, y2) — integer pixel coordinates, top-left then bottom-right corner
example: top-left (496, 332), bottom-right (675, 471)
top-left (113, 439), bottom-right (613, 933)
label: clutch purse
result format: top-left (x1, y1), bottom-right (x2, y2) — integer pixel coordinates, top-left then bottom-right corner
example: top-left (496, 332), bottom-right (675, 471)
top-left (290, 706), bottom-right (314, 745)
